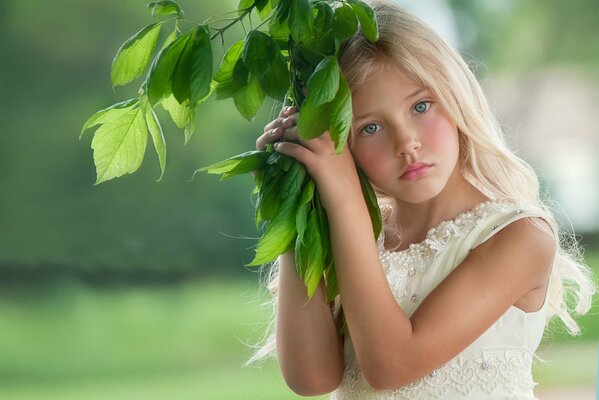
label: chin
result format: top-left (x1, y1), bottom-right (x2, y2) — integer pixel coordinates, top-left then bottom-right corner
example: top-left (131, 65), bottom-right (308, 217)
top-left (395, 181), bottom-right (446, 204)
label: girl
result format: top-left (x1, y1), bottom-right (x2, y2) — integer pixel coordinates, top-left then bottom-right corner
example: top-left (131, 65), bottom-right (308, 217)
top-left (251, 1), bottom-right (595, 398)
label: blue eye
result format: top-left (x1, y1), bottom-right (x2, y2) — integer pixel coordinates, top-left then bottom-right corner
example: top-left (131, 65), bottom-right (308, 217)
top-left (361, 123), bottom-right (381, 135)
top-left (414, 101), bottom-right (430, 113)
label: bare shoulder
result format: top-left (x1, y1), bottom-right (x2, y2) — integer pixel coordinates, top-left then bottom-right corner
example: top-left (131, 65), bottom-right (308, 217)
top-left (482, 216), bottom-right (556, 288)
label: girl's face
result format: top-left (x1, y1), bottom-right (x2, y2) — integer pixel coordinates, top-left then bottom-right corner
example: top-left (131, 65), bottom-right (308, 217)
top-left (350, 66), bottom-right (462, 204)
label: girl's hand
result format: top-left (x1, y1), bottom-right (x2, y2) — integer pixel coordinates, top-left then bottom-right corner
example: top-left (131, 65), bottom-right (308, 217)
top-left (256, 106), bottom-right (364, 212)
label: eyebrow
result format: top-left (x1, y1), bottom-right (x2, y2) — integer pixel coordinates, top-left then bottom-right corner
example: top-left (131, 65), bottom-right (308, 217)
top-left (353, 87), bottom-right (428, 124)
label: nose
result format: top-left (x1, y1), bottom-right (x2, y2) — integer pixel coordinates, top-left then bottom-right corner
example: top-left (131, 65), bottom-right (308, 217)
top-left (394, 134), bottom-right (421, 158)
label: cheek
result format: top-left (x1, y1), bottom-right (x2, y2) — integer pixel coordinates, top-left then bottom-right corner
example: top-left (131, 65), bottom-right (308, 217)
top-left (422, 116), bottom-right (459, 158)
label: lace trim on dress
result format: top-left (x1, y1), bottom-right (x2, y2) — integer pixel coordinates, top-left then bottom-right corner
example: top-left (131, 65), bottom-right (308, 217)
top-left (377, 199), bottom-right (525, 301)
top-left (332, 348), bottom-right (536, 400)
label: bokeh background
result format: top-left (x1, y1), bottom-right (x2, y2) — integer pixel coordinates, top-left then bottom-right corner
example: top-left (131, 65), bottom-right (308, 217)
top-left (1, 0), bottom-right (598, 399)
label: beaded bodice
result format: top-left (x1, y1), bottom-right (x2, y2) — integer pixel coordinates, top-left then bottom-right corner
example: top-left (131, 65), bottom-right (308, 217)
top-left (330, 199), bottom-right (550, 400)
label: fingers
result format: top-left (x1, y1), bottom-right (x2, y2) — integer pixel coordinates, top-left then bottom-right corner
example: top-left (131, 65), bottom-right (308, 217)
top-left (263, 105), bottom-right (297, 132)
top-left (256, 106), bottom-right (299, 150)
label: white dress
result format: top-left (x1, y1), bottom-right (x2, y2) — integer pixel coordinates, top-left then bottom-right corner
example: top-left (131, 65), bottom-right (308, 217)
top-left (330, 199), bottom-right (552, 400)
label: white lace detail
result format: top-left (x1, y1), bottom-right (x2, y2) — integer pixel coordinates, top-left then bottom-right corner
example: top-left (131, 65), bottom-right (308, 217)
top-left (378, 199), bottom-right (524, 300)
top-left (332, 348), bottom-right (536, 400)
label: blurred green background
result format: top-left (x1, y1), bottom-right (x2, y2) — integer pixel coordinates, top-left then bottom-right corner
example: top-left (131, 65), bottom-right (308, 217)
top-left (1, 1), bottom-right (598, 399)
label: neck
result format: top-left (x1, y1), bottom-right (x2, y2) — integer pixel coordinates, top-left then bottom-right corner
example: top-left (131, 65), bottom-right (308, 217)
top-left (391, 171), bottom-right (490, 240)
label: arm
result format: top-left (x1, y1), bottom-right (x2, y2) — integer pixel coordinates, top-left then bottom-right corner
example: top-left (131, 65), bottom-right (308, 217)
top-left (327, 201), bottom-right (555, 389)
top-left (276, 250), bottom-right (344, 396)
top-left (256, 107), bottom-right (344, 395)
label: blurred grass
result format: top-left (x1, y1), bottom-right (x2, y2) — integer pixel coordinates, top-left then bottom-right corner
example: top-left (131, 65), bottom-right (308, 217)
top-left (0, 251), bottom-right (597, 399)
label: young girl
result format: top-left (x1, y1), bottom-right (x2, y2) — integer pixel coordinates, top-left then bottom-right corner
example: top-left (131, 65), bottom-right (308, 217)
top-left (251, 1), bottom-right (595, 398)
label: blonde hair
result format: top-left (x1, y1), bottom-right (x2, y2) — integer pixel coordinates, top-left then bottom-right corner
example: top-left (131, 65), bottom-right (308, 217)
top-left (247, 0), bottom-right (595, 364)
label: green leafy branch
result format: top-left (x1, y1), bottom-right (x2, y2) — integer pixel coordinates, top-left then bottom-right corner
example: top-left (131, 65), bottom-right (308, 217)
top-left (80, 0), bottom-right (381, 303)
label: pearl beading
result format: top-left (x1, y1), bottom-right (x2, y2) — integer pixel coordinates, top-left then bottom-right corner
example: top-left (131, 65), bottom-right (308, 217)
top-left (377, 199), bottom-right (524, 303)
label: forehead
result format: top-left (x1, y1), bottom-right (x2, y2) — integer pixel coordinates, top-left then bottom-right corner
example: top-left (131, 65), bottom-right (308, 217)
top-left (351, 67), bottom-right (425, 107)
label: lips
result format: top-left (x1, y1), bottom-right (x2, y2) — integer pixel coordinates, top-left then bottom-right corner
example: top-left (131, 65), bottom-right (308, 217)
top-left (401, 162), bottom-right (432, 178)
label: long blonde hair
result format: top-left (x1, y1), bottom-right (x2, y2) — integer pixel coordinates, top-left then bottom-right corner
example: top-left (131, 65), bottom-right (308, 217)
top-left (247, 0), bottom-right (595, 364)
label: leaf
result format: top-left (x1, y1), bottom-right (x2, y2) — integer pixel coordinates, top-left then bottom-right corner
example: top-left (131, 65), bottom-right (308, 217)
top-left (313, 3), bottom-right (334, 37)
top-left (297, 95), bottom-right (331, 140)
top-left (273, 0), bottom-right (292, 25)
top-left (214, 40), bottom-right (245, 83)
top-left (146, 30), bottom-right (191, 105)
top-left (258, 53), bottom-right (289, 101)
top-left (324, 259), bottom-right (339, 303)
top-left (80, 98), bottom-right (139, 139)
top-left (243, 30), bottom-right (278, 78)
top-left (296, 178), bottom-right (314, 245)
top-left (306, 56), bottom-right (339, 107)
top-left (196, 150), bottom-right (269, 178)
top-left (256, 0), bottom-right (272, 20)
top-left (246, 186), bottom-right (300, 267)
top-left (348, 0), bottom-right (379, 42)
top-left (357, 166), bottom-right (382, 240)
top-left (161, 29), bottom-right (179, 51)
top-left (233, 74), bottom-right (265, 120)
top-left (269, 14), bottom-right (291, 38)
top-left (238, 0), bottom-right (254, 15)
top-left (279, 159), bottom-right (306, 199)
top-left (257, 166), bottom-right (285, 221)
top-left (171, 25), bottom-right (213, 105)
top-left (215, 63), bottom-right (248, 99)
top-left (148, 1), bottom-right (184, 17)
top-left (111, 23), bottom-right (161, 87)
top-left (288, 0), bottom-right (313, 43)
top-left (143, 102), bottom-right (167, 182)
top-left (329, 73), bottom-right (352, 153)
top-left (294, 208), bottom-right (324, 299)
top-left (161, 94), bottom-right (192, 127)
top-left (90, 104), bottom-right (148, 185)
top-left (332, 4), bottom-right (358, 41)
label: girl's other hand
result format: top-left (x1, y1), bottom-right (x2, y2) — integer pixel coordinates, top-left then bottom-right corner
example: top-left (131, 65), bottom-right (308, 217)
top-left (255, 105), bottom-right (299, 151)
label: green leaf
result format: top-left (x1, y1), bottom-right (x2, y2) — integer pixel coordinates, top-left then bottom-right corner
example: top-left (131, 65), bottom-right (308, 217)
top-left (146, 30), bottom-right (192, 105)
top-left (172, 25), bottom-right (213, 105)
top-left (348, 0), bottom-right (379, 42)
top-left (297, 96), bottom-right (331, 140)
top-left (306, 56), bottom-right (339, 107)
top-left (332, 4), bottom-right (358, 41)
top-left (313, 3), bottom-right (334, 36)
top-left (238, 0), bottom-right (254, 15)
top-left (243, 30), bottom-right (278, 78)
top-left (80, 98), bottom-right (139, 139)
top-left (90, 104), bottom-right (148, 185)
top-left (111, 23), bottom-right (161, 87)
top-left (148, 1), bottom-right (184, 17)
top-left (256, 0), bottom-right (272, 20)
top-left (233, 74), bottom-right (265, 120)
top-left (288, 0), bottom-right (313, 43)
top-left (294, 208), bottom-right (324, 299)
top-left (296, 178), bottom-right (314, 245)
top-left (324, 259), bottom-right (338, 303)
top-left (329, 73), bottom-right (352, 153)
top-left (214, 40), bottom-right (245, 83)
top-left (197, 150), bottom-right (269, 179)
top-left (258, 53), bottom-right (289, 101)
top-left (246, 187), bottom-right (301, 267)
top-left (257, 166), bottom-right (285, 221)
top-left (215, 62), bottom-right (248, 100)
top-left (357, 167), bottom-right (382, 240)
top-left (269, 14), bottom-right (291, 38)
top-left (143, 102), bottom-right (167, 182)
top-left (161, 29), bottom-right (179, 51)
top-left (273, 0), bottom-right (292, 25)
top-left (279, 159), bottom-right (306, 199)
